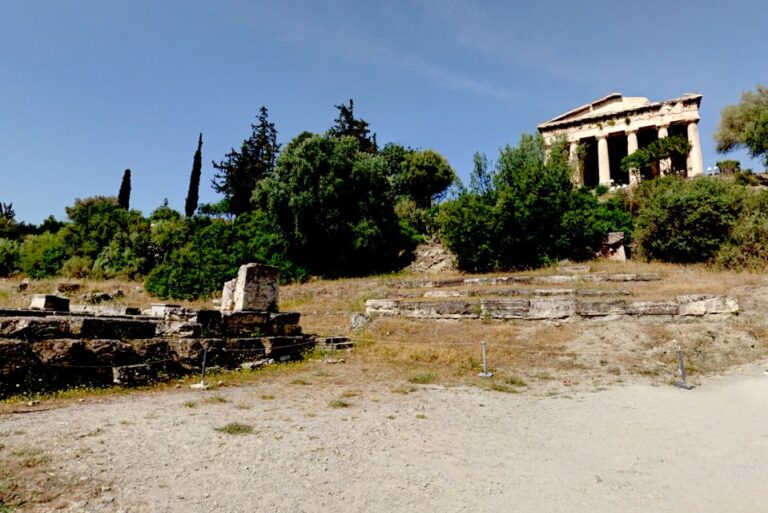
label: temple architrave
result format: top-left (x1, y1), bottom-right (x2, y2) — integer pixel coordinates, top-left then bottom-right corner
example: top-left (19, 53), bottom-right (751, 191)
top-left (537, 93), bottom-right (704, 187)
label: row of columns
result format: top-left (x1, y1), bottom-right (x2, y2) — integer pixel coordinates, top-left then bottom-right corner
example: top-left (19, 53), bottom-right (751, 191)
top-left (569, 120), bottom-right (704, 186)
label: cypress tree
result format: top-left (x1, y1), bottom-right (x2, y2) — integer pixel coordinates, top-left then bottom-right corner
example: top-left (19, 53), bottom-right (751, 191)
top-left (185, 133), bottom-right (203, 217)
top-left (118, 169), bottom-right (131, 209)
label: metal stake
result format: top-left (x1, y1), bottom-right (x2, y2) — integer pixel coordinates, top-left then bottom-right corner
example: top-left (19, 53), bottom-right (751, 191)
top-left (675, 349), bottom-right (694, 390)
top-left (478, 341), bottom-right (493, 378)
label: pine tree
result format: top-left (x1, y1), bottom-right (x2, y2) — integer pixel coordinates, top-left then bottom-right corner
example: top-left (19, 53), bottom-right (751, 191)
top-left (185, 133), bottom-right (203, 217)
top-left (118, 169), bottom-right (131, 209)
top-left (328, 99), bottom-right (377, 154)
top-left (212, 107), bottom-right (279, 216)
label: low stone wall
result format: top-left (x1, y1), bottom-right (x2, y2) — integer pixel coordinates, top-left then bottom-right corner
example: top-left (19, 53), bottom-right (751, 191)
top-left (389, 272), bottom-right (660, 289)
top-left (365, 294), bottom-right (739, 321)
top-left (422, 288), bottom-right (631, 299)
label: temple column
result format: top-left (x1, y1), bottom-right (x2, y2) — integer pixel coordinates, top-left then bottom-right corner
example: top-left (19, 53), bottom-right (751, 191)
top-left (686, 120), bottom-right (704, 177)
top-left (597, 135), bottom-right (610, 186)
top-left (569, 141), bottom-right (582, 185)
top-left (626, 130), bottom-right (639, 185)
top-left (657, 125), bottom-right (671, 175)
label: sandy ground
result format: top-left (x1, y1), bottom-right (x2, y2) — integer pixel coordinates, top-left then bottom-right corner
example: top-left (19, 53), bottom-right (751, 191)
top-left (2, 363), bottom-right (768, 513)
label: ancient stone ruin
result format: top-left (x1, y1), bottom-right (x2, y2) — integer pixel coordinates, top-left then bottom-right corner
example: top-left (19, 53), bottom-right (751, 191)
top-left (0, 263), bottom-right (313, 397)
top-left (538, 93), bottom-right (704, 186)
top-left (367, 269), bottom-right (739, 322)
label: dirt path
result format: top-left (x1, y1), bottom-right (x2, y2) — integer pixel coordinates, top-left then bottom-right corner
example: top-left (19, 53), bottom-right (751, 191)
top-left (2, 365), bottom-right (768, 513)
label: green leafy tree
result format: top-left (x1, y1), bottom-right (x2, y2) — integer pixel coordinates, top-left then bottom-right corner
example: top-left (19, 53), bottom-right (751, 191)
top-left (328, 99), bottom-right (377, 154)
top-left (212, 107), bottom-right (279, 216)
top-left (715, 84), bottom-right (768, 166)
top-left (20, 231), bottom-right (68, 278)
top-left (395, 149), bottom-right (456, 208)
top-left (440, 134), bottom-right (628, 272)
top-left (0, 238), bottom-right (21, 276)
top-left (634, 176), bottom-right (745, 263)
top-left (118, 169), bottom-right (131, 209)
top-left (621, 135), bottom-right (692, 179)
top-left (253, 133), bottom-right (408, 277)
top-left (185, 133), bottom-right (203, 217)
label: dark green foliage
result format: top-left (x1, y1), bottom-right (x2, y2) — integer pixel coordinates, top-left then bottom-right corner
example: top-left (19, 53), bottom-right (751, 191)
top-left (440, 134), bottom-right (626, 272)
top-left (734, 170), bottom-right (761, 186)
top-left (185, 133), bottom-right (203, 217)
top-left (715, 84), bottom-right (768, 166)
top-left (716, 159), bottom-right (741, 175)
top-left (0, 238), bottom-right (21, 276)
top-left (118, 169), bottom-right (131, 209)
top-left (634, 176), bottom-right (745, 263)
top-left (716, 190), bottom-right (768, 270)
top-left (144, 211), bottom-right (304, 299)
top-left (328, 99), bottom-right (377, 154)
top-left (621, 135), bottom-right (692, 179)
top-left (396, 149), bottom-right (456, 208)
top-left (212, 107), bottom-right (279, 216)
top-left (253, 133), bottom-right (409, 277)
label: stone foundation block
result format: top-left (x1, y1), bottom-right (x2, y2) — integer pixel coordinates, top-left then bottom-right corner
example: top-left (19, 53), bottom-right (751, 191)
top-left (627, 301), bottom-right (679, 316)
top-left (30, 295), bottom-right (70, 312)
top-left (481, 299), bottom-right (529, 319)
top-left (576, 300), bottom-right (627, 317)
top-left (677, 295), bottom-right (739, 316)
top-left (112, 364), bottom-right (152, 386)
top-left (528, 299), bottom-right (576, 319)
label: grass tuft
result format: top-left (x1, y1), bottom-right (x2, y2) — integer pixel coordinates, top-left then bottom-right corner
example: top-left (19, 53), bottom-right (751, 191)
top-left (328, 399), bottom-right (351, 409)
top-left (215, 422), bottom-right (253, 435)
top-left (408, 373), bottom-right (437, 385)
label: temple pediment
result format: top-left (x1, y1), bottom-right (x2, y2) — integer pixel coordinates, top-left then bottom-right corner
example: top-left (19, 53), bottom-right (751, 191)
top-left (539, 93), bottom-right (702, 130)
top-left (537, 92), bottom-right (704, 187)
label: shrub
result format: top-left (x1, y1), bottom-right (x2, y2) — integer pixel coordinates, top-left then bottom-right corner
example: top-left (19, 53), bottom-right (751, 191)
top-left (715, 190), bottom-right (768, 270)
top-left (634, 176), bottom-right (744, 263)
top-left (19, 231), bottom-right (68, 278)
top-left (0, 238), bottom-right (21, 276)
top-left (60, 256), bottom-right (93, 279)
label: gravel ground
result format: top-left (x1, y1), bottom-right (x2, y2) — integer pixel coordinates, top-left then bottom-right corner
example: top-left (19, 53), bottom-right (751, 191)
top-left (2, 364), bottom-right (768, 513)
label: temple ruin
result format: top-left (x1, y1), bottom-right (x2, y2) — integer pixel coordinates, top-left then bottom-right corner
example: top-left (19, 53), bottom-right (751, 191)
top-left (538, 93), bottom-right (704, 186)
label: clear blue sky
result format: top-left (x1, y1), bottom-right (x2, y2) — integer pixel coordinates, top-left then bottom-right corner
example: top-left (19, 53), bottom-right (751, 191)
top-left (2, 0), bottom-right (766, 223)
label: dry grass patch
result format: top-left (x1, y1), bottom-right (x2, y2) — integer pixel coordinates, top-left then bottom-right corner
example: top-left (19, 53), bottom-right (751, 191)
top-left (215, 422), bottom-right (253, 435)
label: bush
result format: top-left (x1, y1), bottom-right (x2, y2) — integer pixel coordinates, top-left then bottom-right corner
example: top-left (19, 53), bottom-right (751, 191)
top-left (19, 231), bottom-right (68, 278)
top-left (60, 256), bottom-right (93, 278)
top-left (0, 238), bottom-right (21, 276)
top-left (715, 190), bottom-right (768, 270)
top-left (440, 134), bottom-right (630, 272)
top-left (145, 211), bottom-right (306, 300)
top-left (634, 176), bottom-right (744, 263)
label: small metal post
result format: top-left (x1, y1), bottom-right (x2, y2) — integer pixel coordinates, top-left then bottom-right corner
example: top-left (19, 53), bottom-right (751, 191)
top-left (478, 341), bottom-right (493, 378)
top-left (675, 348), bottom-right (694, 390)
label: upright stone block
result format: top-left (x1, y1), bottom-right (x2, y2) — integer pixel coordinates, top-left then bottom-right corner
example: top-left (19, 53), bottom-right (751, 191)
top-left (220, 278), bottom-right (236, 312)
top-left (232, 263), bottom-right (278, 312)
top-left (29, 295), bottom-right (70, 312)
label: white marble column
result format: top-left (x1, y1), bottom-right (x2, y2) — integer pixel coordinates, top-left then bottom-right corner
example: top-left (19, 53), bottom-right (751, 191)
top-left (569, 141), bottom-right (582, 185)
top-left (657, 125), bottom-right (670, 175)
top-left (626, 130), bottom-right (639, 185)
top-left (686, 121), bottom-right (704, 177)
top-left (597, 135), bottom-right (610, 186)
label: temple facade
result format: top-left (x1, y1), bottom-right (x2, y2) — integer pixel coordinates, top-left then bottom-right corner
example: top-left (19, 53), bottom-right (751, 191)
top-left (538, 93), bottom-right (704, 186)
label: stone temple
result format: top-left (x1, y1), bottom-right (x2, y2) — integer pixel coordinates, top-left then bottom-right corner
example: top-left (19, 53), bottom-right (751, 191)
top-left (538, 93), bottom-right (704, 187)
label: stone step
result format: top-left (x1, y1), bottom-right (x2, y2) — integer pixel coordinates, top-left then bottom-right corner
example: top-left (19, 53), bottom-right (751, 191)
top-left (389, 272), bottom-right (660, 289)
top-left (365, 294), bottom-right (738, 321)
top-left (421, 288), bottom-right (631, 299)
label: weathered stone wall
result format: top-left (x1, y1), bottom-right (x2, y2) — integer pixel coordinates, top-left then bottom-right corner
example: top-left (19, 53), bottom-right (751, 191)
top-left (365, 295), bottom-right (739, 321)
